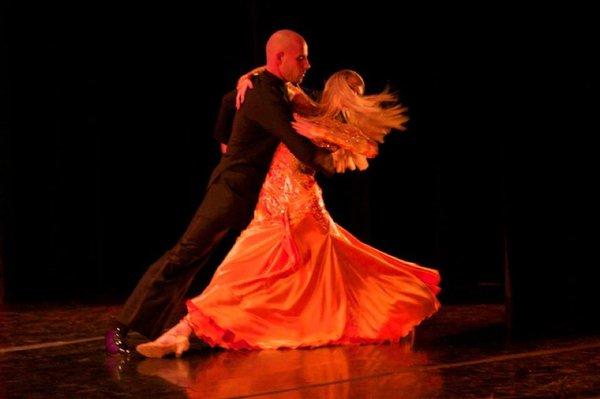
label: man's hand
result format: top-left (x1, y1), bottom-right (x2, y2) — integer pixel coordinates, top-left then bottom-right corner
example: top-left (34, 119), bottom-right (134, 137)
top-left (313, 150), bottom-right (335, 176)
top-left (332, 149), bottom-right (369, 172)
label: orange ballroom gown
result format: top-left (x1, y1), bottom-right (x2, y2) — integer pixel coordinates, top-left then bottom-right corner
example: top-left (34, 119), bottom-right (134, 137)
top-left (184, 143), bottom-right (441, 350)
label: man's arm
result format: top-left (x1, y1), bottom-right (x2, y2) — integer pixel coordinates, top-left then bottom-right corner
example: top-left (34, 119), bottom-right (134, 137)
top-left (213, 90), bottom-right (237, 147)
top-left (246, 83), bottom-right (334, 174)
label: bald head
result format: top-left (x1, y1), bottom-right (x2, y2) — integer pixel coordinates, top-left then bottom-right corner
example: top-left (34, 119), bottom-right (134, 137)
top-left (266, 30), bottom-right (304, 61)
top-left (265, 30), bottom-right (310, 84)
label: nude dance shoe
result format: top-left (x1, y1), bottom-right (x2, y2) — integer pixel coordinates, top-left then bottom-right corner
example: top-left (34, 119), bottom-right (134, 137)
top-left (136, 335), bottom-right (190, 358)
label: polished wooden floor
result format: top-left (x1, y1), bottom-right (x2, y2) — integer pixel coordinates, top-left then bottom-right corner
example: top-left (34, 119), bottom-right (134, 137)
top-left (1, 303), bottom-right (599, 398)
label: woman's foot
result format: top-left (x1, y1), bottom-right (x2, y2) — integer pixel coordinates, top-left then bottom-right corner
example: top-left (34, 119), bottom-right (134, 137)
top-left (136, 335), bottom-right (190, 358)
top-left (136, 319), bottom-right (193, 358)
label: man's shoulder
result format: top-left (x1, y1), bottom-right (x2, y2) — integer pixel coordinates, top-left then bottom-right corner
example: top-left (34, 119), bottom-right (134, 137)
top-left (254, 72), bottom-right (285, 91)
top-left (243, 73), bottom-right (286, 105)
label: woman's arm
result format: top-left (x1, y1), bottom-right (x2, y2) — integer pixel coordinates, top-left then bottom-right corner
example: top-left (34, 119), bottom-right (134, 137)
top-left (292, 114), bottom-right (378, 158)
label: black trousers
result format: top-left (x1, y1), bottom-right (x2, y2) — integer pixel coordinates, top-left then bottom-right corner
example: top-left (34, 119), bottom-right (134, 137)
top-left (117, 177), bottom-right (252, 338)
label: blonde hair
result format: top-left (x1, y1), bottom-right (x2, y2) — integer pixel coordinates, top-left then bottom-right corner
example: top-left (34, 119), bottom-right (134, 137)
top-left (311, 70), bottom-right (408, 143)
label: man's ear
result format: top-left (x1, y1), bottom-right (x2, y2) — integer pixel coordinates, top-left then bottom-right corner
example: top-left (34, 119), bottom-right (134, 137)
top-left (276, 51), bottom-right (284, 63)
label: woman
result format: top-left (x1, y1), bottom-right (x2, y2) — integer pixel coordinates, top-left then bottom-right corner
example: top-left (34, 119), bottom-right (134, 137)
top-left (136, 70), bottom-right (441, 357)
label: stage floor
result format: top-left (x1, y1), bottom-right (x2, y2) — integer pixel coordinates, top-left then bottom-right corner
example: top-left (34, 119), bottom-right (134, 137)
top-left (1, 303), bottom-right (599, 398)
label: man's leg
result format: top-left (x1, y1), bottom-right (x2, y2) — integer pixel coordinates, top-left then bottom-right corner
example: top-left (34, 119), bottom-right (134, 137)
top-left (117, 224), bottom-right (231, 338)
top-left (106, 180), bottom-right (248, 353)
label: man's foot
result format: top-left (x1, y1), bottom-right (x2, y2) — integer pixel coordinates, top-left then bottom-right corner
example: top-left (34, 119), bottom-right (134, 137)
top-left (105, 326), bottom-right (131, 355)
top-left (136, 335), bottom-right (190, 359)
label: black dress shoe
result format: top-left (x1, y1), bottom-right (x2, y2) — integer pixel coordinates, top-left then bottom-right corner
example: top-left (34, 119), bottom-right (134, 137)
top-left (105, 326), bottom-right (131, 355)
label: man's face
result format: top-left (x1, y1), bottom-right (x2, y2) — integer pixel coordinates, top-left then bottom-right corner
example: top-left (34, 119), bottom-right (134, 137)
top-left (279, 41), bottom-right (310, 84)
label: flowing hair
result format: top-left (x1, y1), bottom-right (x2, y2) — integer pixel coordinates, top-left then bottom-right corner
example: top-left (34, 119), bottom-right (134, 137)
top-left (310, 70), bottom-right (408, 143)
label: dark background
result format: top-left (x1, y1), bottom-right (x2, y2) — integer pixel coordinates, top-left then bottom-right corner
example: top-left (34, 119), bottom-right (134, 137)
top-left (1, 2), bottom-right (597, 331)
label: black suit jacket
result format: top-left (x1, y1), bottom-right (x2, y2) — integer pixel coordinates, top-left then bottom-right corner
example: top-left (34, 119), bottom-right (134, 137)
top-left (213, 90), bottom-right (236, 145)
top-left (212, 82), bottom-right (321, 145)
top-left (208, 71), bottom-right (328, 216)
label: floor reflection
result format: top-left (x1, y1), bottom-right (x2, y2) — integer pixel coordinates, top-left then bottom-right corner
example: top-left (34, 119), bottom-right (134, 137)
top-left (5, 304), bottom-right (599, 397)
top-left (136, 339), bottom-right (442, 398)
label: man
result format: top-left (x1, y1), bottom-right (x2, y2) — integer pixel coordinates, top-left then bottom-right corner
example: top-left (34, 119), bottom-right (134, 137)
top-left (213, 90), bottom-right (236, 154)
top-left (105, 30), bottom-right (335, 354)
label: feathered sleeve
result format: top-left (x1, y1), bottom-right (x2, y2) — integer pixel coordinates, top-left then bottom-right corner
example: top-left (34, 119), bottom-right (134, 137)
top-left (291, 114), bottom-right (378, 173)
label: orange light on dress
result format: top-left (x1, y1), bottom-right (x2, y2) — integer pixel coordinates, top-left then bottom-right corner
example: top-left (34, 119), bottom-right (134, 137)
top-left (185, 144), bottom-right (441, 350)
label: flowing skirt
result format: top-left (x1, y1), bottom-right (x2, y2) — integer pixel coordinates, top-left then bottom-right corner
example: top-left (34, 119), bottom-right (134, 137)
top-left (185, 208), bottom-right (441, 350)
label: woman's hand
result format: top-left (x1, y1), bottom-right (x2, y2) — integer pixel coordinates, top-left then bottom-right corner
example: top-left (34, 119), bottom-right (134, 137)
top-left (235, 66), bottom-right (266, 109)
top-left (236, 75), bottom-right (254, 110)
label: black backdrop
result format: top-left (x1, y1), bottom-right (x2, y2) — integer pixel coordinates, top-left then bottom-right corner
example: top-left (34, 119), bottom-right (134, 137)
top-left (2, 2), bottom-right (598, 330)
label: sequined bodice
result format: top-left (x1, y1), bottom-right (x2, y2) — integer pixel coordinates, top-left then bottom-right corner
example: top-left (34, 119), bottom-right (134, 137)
top-left (250, 144), bottom-right (331, 229)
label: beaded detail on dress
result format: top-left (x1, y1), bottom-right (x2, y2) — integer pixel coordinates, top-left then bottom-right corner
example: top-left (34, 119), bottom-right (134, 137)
top-left (250, 144), bottom-right (332, 232)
